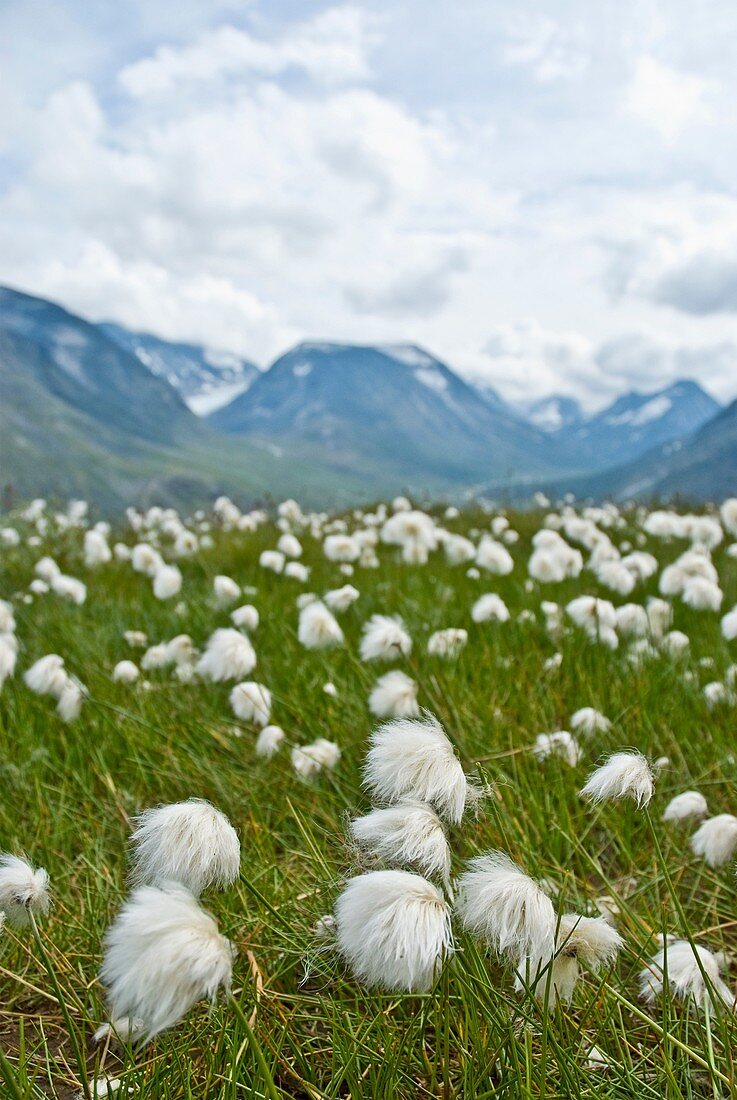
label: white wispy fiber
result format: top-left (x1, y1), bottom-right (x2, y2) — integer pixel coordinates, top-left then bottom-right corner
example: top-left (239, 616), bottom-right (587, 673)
top-left (259, 549), bottom-right (285, 573)
top-left (442, 533), bottom-right (476, 565)
top-left (230, 604), bottom-right (259, 632)
top-left (682, 576), bottom-right (723, 612)
top-left (277, 533), bottom-right (302, 559)
top-left (153, 565), bottom-right (182, 601)
top-left (100, 883), bottom-right (234, 1043)
top-left (531, 914), bottom-right (623, 1007)
top-left (360, 615), bottom-right (412, 662)
top-left (703, 681), bottom-right (730, 708)
top-left (130, 800), bottom-right (240, 895)
top-left (566, 597), bottom-right (618, 649)
top-left (84, 529), bottom-right (112, 568)
top-left (661, 630), bottom-right (690, 657)
top-left (56, 677), bottom-right (85, 722)
top-left (324, 584), bottom-right (360, 612)
top-left (533, 731), bottom-right (581, 767)
top-left (0, 599), bottom-right (16, 634)
top-left (0, 633), bottom-right (17, 689)
top-left (24, 654), bottom-right (67, 697)
top-left (131, 543), bottom-right (164, 577)
top-left (213, 576), bottom-right (241, 606)
top-left (381, 511), bottom-right (438, 565)
top-left (124, 630), bottom-right (147, 648)
top-left (471, 594), bottom-right (510, 623)
top-left (615, 603), bottom-right (649, 638)
top-left (291, 738), bottom-right (341, 778)
top-left (456, 851), bottom-right (555, 963)
top-left (334, 870), bottom-right (453, 992)
top-left (570, 708), bottom-right (611, 737)
top-left (34, 556), bottom-right (60, 583)
top-left (475, 536), bottom-right (514, 575)
top-left (112, 660), bottom-right (140, 684)
top-left (662, 791), bottom-right (708, 824)
top-left (350, 801), bottom-right (451, 883)
top-left (690, 814), bottom-right (737, 866)
top-left (230, 681), bottom-right (272, 726)
top-left (51, 573), bottom-right (87, 604)
top-left (323, 535), bottom-right (361, 563)
top-left (646, 598), bottom-right (673, 639)
top-left (196, 629), bottom-right (256, 682)
top-left (368, 670), bottom-right (420, 719)
top-left (640, 940), bottom-right (735, 1010)
top-left (580, 752), bottom-right (654, 806)
top-left (0, 854), bottom-right (51, 927)
top-left (427, 628), bottom-right (468, 658)
top-left (364, 714), bottom-right (470, 824)
top-left (721, 606), bottom-right (737, 641)
top-left (255, 725), bottom-right (285, 758)
top-left (284, 561), bottom-right (310, 582)
top-left (298, 601), bottom-right (344, 649)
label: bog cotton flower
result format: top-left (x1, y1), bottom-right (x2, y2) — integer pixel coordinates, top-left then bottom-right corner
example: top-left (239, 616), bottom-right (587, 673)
top-left (334, 870), bottom-right (453, 992)
top-left (364, 713), bottom-right (474, 825)
top-left (153, 565), bottom-right (182, 601)
top-left (324, 585), bottom-right (360, 612)
top-left (56, 677), bottom-right (85, 722)
top-left (472, 594), bottom-right (510, 623)
top-left (196, 629), bottom-right (256, 682)
top-left (690, 814), bottom-right (737, 866)
top-left (570, 707), bottom-right (611, 737)
top-left (51, 574), bottom-right (87, 604)
top-left (427, 628), bottom-right (467, 658)
top-left (0, 854), bottom-right (51, 927)
top-left (298, 601), bottom-right (344, 649)
top-left (368, 670), bottom-right (419, 719)
top-left (360, 615), bottom-right (412, 662)
top-left (640, 940), bottom-right (734, 1010)
top-left (130, 800), bottom-right (240, 895)
top-left (532, 914), bottom-right (623, 1007)
top-left (476, 536), bottom-right (514, 575)
top-left (350, 801), bottom-right (451, 883)
top-left (662, 791), bottom-right (708, 824)
top-left (230, 682), bottom-right (271, 726)
top-left (255, 725), bottom-right (285, 758)
top-left (99, 883), bottom-right (234, 1043)
top-left (533, 731), bottom-right (581, 767)
top-left (292, 738), bottom-right (341, 778)
top-left (580, 752), bottom-right (654, 806)
top-left (24, 654), bottom-right (67, 697)
top-left (456, 851), bottom-right (555, 963)
top-left (230, 604), bottom-right (259, 632)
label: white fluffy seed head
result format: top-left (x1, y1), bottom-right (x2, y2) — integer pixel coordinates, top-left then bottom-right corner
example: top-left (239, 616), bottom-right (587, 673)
top-left (113, 660), bottom-right (139, 684)
top-left (230, 604), bottom-right (259, 632)
top-left (471, 593), bottom-right (510, 623)
top-left (533, 731), bottom-right (581, 766)
top-left (255, 725), bottom-right (285, 758)
top-left (570, 707), bottom-right (611, 737)
top-left (334, 870), bottom-right (453, 992)
top-left (580, 752), bottom-right (654, 806)
top-left (350, 801), bottom-right (451, 883)
top-left (298, 601), bottom-right (344, 649)
top-left (359, 615), bottom-right (412, 662)
top-left (456, 851), bottom-right (555, 962)
top-left (368, 670), bottom-right (419, 719)
top-left (292, 738), bottom-right (341, 778)
top-left (690, 814), bottom-right (737, 867)
top-left (229, 681), bottom-right (272, 726)
top-left (196, 629), bottom-right (256, 682)
top-left (640, 940), bottom-right (735, 1009)
top-left (129, 800), bottom-right (240, 895)
top-left (662, 791), bottom-right (708, 824)
top-left (24, 654), bottom-right (66, 697)
top-left (363, 713), bottom-right (470, 824)
top-left (0, 854), bottom-right (51, 927)
top-left (531, 913), bottom-right (623, 1006)
top-left (100, 883), bottom-right (234, 1043)
top-left (153, 565), bottom-right (182, 601)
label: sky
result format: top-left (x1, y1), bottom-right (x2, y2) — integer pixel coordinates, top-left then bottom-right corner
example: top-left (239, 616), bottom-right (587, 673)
top-left (1, 0), bottom-right (737, 412)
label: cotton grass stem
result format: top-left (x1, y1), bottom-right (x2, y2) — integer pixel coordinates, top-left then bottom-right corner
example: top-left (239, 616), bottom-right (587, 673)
top-left (230, 994), bottom-right (281, 1100)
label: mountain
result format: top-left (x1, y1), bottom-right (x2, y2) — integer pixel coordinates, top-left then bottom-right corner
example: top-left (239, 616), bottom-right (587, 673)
top-left (0, 289), bottom-right (374, 511)
top-left (210, 342), bottom-right (571, 485)
top-left (100, 323), bottom-right (260, 415)
top-left (561, 397), bottom-right (737, 503)
top-left (0, 287), bottom-right (197, 446)
top-left (537, 380), bottom-right (720, 471)
top-left (523, 395), bottom-right (583, 433)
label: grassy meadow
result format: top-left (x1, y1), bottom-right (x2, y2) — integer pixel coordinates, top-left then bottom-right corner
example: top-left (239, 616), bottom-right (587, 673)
top-left (1, 499), bottom-right (737, 1098)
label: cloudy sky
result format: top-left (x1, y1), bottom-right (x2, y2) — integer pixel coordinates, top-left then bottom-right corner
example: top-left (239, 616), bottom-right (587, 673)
top-left (1, 0), bottom-right (736, 410)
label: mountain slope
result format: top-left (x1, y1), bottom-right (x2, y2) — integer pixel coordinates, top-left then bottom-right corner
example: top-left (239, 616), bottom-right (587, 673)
top-left (564, 398), bottom-right (737, 503)
top-left (210, 342), bottom-right (571, 484)
top-left (552, 380), bottom-right (719, 469)
top-left (0, 286), bottom-right (199, 446)
top-left (100, 323), bottom-right (260, 415)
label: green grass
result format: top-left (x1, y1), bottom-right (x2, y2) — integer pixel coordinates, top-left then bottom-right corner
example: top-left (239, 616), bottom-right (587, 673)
top-left (1, 505), bottom-right (737, 1098)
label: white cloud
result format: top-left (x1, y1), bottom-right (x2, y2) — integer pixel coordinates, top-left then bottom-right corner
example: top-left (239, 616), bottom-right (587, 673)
top-left (625, 56), bottom-right (711, 144)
